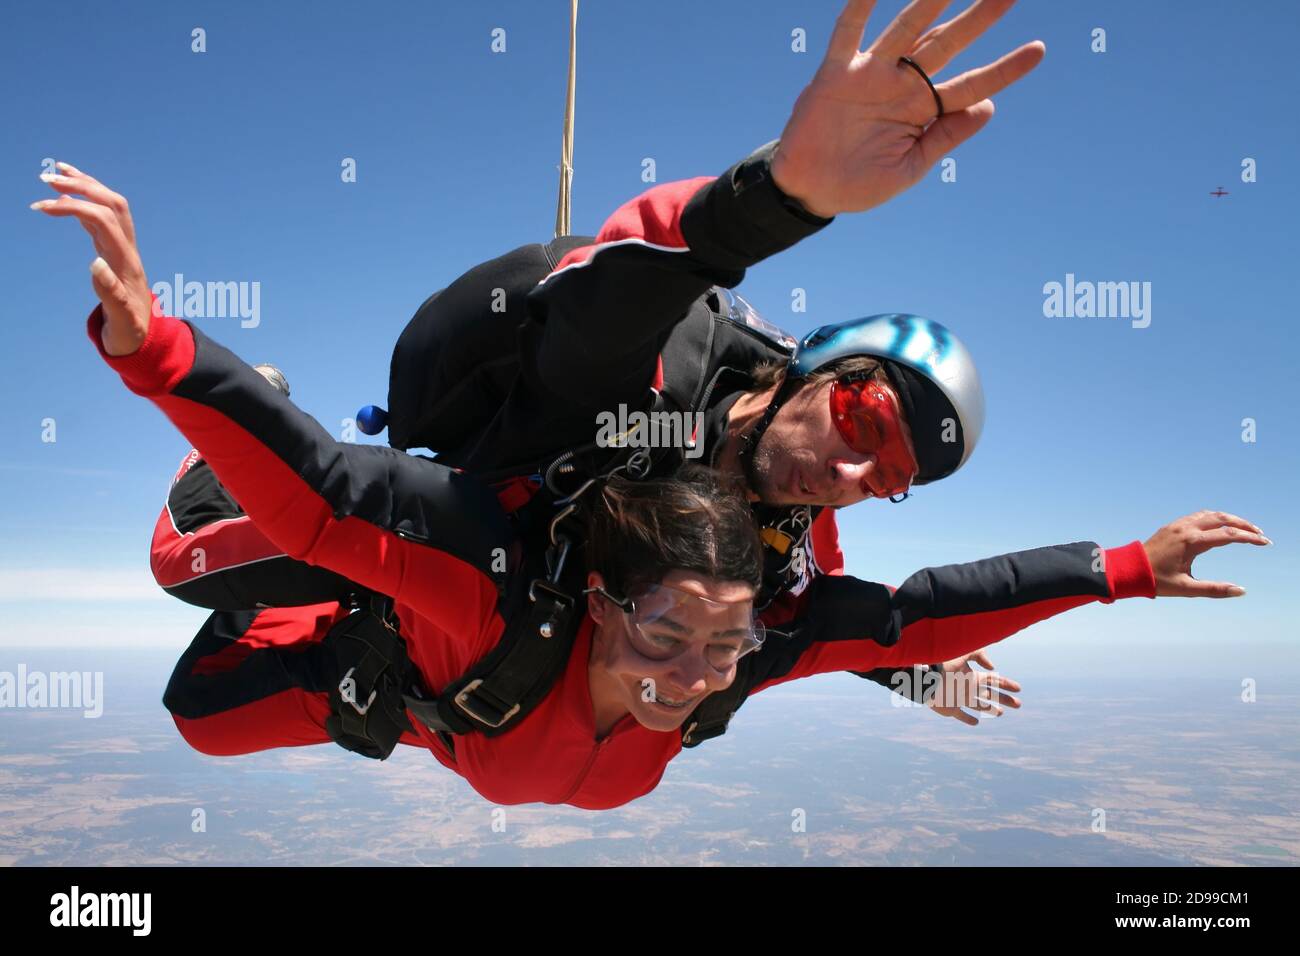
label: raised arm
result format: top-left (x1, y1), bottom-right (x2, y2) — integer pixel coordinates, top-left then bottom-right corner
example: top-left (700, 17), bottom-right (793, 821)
top-left (30, 160), bottom-right (517, 638)
top-left (522, 0), bottom-right (1050, 406)
top-left (520, 141), bottom-right (832, 410)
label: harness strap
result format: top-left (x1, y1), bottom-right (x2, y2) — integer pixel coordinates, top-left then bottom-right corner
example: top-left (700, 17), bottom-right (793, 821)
top-left (680, 664), bottom-right (753, 747)
top-left (414, 581), bottom-right (579, 736)
top-left (736, 371), bottom-right (800, 490)
top-left (405, 534), bottom-right (587, 739)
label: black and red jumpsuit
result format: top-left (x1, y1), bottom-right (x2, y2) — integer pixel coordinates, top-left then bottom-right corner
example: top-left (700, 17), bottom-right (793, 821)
top-left (89, 297), bottom-right (1154, 810)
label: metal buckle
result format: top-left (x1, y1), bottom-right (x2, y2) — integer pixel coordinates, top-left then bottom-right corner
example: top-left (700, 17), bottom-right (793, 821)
top-left (528, 578), bottom-right (575, 638)
top-left (453, 678), bottom-right (521, 729)
top-left (528, 578), bottom-right (575, 607)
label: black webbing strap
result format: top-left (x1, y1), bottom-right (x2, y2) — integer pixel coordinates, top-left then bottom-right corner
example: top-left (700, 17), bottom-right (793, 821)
top-left (679, 659), bottom-right (754, 748)
top-left (323, 597), bottom-right (418, 761)
top-left (403, 546), bottom-right (586, 739)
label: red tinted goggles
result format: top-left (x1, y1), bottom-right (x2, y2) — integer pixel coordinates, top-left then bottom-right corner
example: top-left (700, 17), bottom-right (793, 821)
top-left (829, 376), bottom-right (918, 498)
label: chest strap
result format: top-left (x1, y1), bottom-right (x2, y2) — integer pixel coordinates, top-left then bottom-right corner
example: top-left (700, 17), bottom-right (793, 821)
top-left (679, 657), bottom-right (755, 747)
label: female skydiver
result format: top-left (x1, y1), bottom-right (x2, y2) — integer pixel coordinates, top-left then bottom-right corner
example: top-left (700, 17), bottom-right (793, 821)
top-left (29, 169), bottom-right (1268, 810)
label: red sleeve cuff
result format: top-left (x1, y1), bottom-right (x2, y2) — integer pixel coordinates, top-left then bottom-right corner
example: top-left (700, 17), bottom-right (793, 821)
top-left (86, 293), bottom-right (195, 397)
top-left (1103, 540), bottom-right (1157, 601)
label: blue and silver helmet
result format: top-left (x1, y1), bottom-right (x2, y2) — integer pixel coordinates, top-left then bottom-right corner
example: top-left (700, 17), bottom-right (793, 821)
top-left (791, 314), bottom-right (985, 484)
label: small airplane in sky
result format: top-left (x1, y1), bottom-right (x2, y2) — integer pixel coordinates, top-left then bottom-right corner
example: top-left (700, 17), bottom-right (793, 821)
top-left (1210, 186), bottom-right (1229, 198)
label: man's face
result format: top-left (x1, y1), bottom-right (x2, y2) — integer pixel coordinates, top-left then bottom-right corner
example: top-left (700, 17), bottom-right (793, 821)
top-left (747, 375), bottom-right (917, 507)
top-left (587, 570), bottom-right (754, 734)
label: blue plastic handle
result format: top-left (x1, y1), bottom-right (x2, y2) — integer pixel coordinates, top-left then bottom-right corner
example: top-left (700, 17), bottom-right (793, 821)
top-left (356, 405), bottom-right (389, 435)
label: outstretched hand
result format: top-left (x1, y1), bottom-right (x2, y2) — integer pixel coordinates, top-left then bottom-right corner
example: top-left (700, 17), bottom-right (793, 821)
top-left (30, 163), bottom-right (152, 356)
top-left (771, 0), bottom-right (1045, 217)
top-left (928, 649), bottom-right (1021, 726)
top-left (1143, 511), bottom-right (1269, 598)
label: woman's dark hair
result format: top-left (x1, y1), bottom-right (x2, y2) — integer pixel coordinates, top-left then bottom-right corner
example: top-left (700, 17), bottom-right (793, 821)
top-left (584, 464), bottom-right (763, 598)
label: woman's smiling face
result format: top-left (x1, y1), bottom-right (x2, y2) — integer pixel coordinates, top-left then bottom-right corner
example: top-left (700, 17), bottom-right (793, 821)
top-left (586, 570), bottom-right (757, 733)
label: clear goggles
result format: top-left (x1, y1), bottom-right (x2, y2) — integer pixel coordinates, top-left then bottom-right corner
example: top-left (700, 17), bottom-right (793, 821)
top-left (584, 582), bottom-right (765, 671)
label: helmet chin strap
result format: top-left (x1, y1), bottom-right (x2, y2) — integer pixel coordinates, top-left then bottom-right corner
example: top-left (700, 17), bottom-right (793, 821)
top-left (736, 373), bottom-right (802, 495)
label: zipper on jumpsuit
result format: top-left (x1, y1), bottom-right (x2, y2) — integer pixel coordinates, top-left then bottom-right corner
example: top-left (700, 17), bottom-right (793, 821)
top-left (561, 716), bottom-right (634, 804)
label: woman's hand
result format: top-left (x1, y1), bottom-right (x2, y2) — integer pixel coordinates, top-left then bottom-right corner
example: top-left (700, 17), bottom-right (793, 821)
top-left (928, 649), bottom-right (1021, 725)
top-left (30, 162), bottom-right (153, 356)
top-left (771, 0), bottom-right (1045, 218)
top-left (1143, 511), bottom-right (1270, 598)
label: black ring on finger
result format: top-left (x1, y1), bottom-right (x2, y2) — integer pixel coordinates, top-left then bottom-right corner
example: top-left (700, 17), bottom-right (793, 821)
top-left (898, 55), bottom-right (945, 120)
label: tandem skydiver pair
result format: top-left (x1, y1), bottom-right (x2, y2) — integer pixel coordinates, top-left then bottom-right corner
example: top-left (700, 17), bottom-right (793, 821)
top-left (32, 0), bottom-right (1267, 809)
top-left (147, 144), bottom-right (1009, 735)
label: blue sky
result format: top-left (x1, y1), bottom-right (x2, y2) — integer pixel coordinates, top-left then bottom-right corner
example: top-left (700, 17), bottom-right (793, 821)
top-left (1, 1), bottom-right (1297, 677)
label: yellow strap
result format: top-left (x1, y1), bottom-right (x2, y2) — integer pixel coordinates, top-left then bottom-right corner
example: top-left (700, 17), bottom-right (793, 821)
top-left (760, 527), bottom-right (793, 555)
